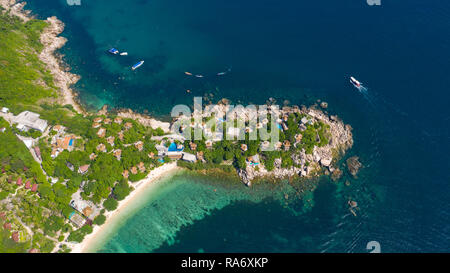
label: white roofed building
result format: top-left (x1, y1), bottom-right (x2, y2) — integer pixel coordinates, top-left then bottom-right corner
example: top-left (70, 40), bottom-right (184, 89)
top-left (14, 111), bottom-right (48, 132)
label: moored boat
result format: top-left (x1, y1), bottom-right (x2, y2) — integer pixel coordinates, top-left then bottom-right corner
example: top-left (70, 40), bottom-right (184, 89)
top-left (132, 60), bottom-right (144, 70)
top-left (109, 48), bottom-right (119, 55)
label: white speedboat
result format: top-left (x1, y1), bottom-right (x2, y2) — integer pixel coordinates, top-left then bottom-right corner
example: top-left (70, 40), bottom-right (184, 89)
top-left (120, 52), bottom-right (128, 56)
top-left (350, 76), bottom-right (362, 88)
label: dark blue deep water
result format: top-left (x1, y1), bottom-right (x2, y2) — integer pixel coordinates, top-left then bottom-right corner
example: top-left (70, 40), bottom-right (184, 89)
top-left (27, 0), bottom-right (450, 252)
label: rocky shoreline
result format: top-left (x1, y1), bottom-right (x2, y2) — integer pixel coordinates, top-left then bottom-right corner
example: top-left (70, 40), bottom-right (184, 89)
top-left (1, 0), bottom-right (85, 115)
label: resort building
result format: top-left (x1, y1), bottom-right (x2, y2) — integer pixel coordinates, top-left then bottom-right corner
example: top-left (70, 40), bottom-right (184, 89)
top-left (124, 122), bottom-right (133, 130)
top-left (69, 212), bottom-right (86, 228)
top-left (205, 140), bottom-right (213, 149)
top-left (135, 141), bottom-right (144, 151)
top-left (78, 165), bottom-right (90, 175)
top-left (97, 128), bottom-right (106, 138)
top-left (1, 107), bottom-right (9, 113)
top-left (107, 136), bottom-right (115, 146)
top-left (122, 170), bottom-right (129, 179)
top-left (93, 117), bottom-right (103, 123)
top-left (182, 152), bottom-right (197, 163)
top-left (33, 146), bottom-right (41, 161)
top-left (138, 162), bottom-right (146, 173)
top-left (104, 118), bottom-right (112, 125)
top-left (92, 122), bottom-right (101, 129)
top-left (113, 149), bottom-right (122, 161)
top-left (114, 117), bottom-right (123, 124)
top-left (241, 144), bottom-right (248, 152)
top-left (96, 143), bottom-right (107, 153)
top-left (70, 192), bottom-right (99, 220)
top-left (14, 111), bottom-right (48, 132)
top-left (189, 142), bottom-right (197, 151)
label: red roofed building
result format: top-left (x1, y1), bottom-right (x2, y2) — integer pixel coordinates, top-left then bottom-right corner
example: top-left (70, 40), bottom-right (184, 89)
top-left (25, 181), bottom-right (31, 190)
top-left (3, 223), bottom-right (11, 230)
top-left (28, 248), bottom-right (40, 253)
top-left (16, 177), bottom-right (23, 186)
top-left (0, 212), bottom-right (6, 220)
top-left (31, 184), bottom-right (38, 192)
top-left (11, 232), bottom-right (19, 242)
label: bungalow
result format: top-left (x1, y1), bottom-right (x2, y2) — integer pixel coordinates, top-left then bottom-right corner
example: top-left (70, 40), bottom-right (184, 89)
top-left (92, 122), bottom-right (101, 129)
top-left (260, 141), bottom-right (270, 150)
top-left (25, 181), bottom-right (31, 190)
top-left (107, 136), bottom-right (115, 146)
top-left (135, 141), bottom-right (144, 151)
top-left (31, 184), bottom-right (38, 192)
top-left (124, 122), bottom-right (133, 130)
top-left (0, 212), bottom-right (6, 220)
top-left (283, 140), bottom-right (291, 151)
top-left (89, 153), bottom-right (97, 161)
top-left (11, 232), bottom-right (19, 242)
top-left (148, 152), bottom-right (155, 159)
top-left (96, 143), bottom-right (107, 153)
top-left (189, 142), bottom-right (197, 151)
top-left (16, 177), bottom-right (22, 186)
top-left (282, 122), bottom-right (289, 131)
top-left (196, 151), bottom-right (204, 161)
top-left (52, 125), bottom-right (64, 133)
top-left (51, 149), bottom-right (59, 159)
top-left (241, 144), bottom-right (248, 152)
top-left (118, 131), bottom-right (124, 141)
top-left (93, 117), bottom-right (103, 123)
top-left (104, 118), bottom-right (112, 125)
top-left (78, 164), bottom-right (90, 175)
top-left (33, 146), bottom-right (41, 161)
top-left (205, 140), bottom-right (213, 149)
top-left (97, 128), bottom-right (106, 138)
top-left (138, 162), bottom-right (146, 173)
top-left (1, 107), bottom-right (9, 113)
top-left (113, 149), bottom-right (122, 161)
top-left (130, 166), bottom-right (138, 175)
top-left (122, 170), bottom-right (129, 179)
top-left (275, 142), bottom-right (283, 151)
top-left (114, 117), bottom-right (123, 124)
top-left (3, 223), bottom-right (11, 230)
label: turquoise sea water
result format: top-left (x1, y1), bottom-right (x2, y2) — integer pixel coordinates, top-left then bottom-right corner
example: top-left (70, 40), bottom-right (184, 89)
top-left (27, 0), bottom-right (450, 252)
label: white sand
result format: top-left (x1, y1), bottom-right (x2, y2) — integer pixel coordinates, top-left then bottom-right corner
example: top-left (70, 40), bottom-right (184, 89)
top-left (69, 162), bottom-right (180, 253)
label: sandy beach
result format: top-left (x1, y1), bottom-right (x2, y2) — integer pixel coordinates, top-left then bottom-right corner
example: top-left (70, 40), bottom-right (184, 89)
top-left (69, 162), bottom-right (180, 253)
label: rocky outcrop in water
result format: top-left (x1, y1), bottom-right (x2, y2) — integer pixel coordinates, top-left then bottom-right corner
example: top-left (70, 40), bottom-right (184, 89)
top-left (346, 156), bottom-right (362, 178)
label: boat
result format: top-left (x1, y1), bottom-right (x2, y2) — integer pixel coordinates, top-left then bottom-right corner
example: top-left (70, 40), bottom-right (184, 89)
top-left (109, 48), bottom-right (119, 55)
top-left (350, 76), bottom-right (362, 88)
top-left (184, 72), bottom-right (193, 76)
top-left (217, 72), bottom-right (226, 76)
top-left (132, 61), bottom-right (144, 70)
top-left (195, 74), bottom-right (204, 78)
top-left (120, 52), bottom-right (128, 56)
